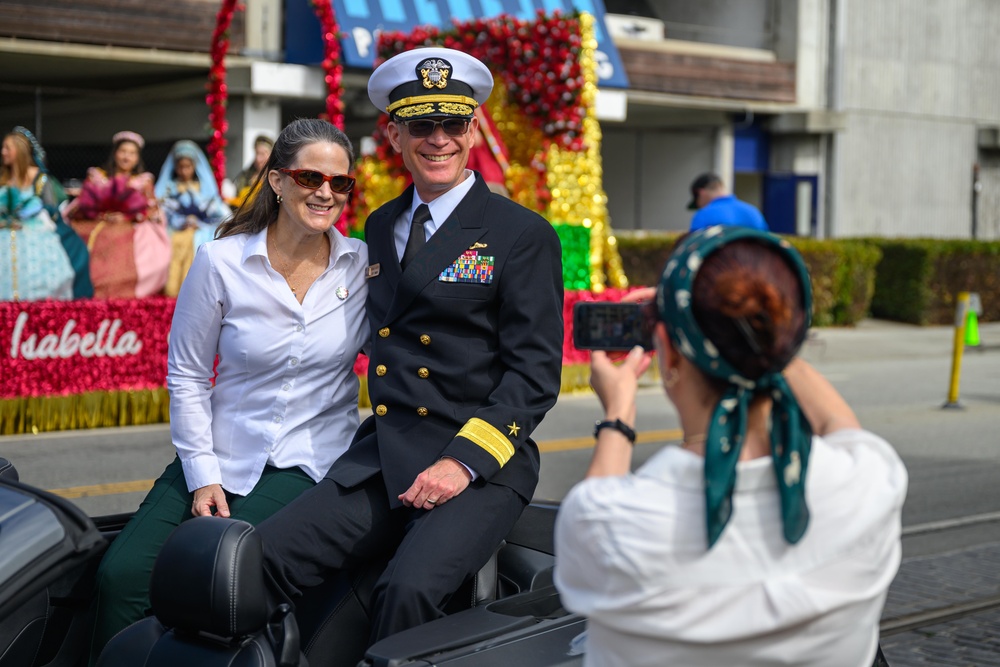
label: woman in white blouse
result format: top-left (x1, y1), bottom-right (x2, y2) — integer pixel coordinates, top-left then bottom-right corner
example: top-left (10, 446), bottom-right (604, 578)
top-left (88, 118), bottom-right (368, 664)
top-left (555, 227), bottom-right (907, 667)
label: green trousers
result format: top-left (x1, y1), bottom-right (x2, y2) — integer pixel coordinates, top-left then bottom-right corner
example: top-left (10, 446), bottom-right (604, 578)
top-left (87, 457), bottom-right (314, 665)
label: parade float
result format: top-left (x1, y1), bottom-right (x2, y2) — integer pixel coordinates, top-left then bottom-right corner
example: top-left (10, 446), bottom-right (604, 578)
top-left (0, 8), bottom-right (632, 434)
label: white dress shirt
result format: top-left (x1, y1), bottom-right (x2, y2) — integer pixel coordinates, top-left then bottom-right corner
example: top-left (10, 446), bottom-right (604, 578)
top-left (392, 169), bottom-right (475, 260)
top-left (555, 429), bottom-right (908, 667)
top-left (167, 227), bottom-right (369, 496)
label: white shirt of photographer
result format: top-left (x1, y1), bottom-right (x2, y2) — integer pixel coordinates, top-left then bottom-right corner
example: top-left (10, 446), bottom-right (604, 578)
top-left (555, 429), bottom-right (907, 667)
top-left (167, 227), bottom-right (369, 495)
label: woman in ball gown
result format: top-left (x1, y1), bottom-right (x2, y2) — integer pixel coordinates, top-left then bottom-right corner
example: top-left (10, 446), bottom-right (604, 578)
top-left (0, 128), bottom-right (76, 301)
top-left (65, 130), bottom-right (170, 298)
top-left (155, 139), bottom-right (231, 295)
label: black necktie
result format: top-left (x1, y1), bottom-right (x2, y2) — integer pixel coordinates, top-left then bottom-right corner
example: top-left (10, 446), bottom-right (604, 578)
top-left (401, 204), bottom-right (431, 269)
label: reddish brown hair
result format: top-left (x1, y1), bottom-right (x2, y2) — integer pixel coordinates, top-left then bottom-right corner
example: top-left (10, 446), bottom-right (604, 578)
top-left (692, 239), bottom-right (807, 380)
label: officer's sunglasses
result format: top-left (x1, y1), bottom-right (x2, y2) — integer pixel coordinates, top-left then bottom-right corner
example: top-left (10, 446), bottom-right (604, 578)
top-left (279, 169), bottom-right (356, 193)
top-left (400, 118), bottom-right (471, 138)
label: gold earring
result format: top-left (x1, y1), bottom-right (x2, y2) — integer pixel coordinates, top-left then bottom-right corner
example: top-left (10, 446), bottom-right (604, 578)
top-left (276, 194), bottom-right (283, 204)
top-left (663, 367), bottom-right (680, 389)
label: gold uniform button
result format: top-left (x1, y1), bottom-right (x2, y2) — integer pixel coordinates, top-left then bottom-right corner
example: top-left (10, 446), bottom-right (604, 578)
top-left (417, 367), bottom-right (429, 378)
top-left (378, 327), bottom-right (390, 338)
top-left (375, 365), bottom-right (387, 376)
top-left (375, 404), bottom-right (388, 416)
top-left (419, 334), bottom-right (431, 345)
top-left (416, 407), bottom-right (429, 417)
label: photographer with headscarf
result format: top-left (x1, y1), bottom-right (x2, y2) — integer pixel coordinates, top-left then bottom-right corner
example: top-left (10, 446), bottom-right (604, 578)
top-left (555, 226), bottom-right (907, 667)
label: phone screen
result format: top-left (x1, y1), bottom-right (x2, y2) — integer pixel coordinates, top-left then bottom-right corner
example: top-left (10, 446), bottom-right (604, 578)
top-left (572, 301), bottom-right (655, 351)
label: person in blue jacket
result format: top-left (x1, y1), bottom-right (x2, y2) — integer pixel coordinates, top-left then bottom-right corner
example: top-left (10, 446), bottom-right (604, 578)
top-left (688, 172), bottom-right (768, 232)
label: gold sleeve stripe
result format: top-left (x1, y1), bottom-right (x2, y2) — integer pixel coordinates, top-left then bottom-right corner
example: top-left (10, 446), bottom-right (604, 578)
top-left (458, 418), bottom-right (515, 467)
top-left (387, 94), bottom-right (478, 113)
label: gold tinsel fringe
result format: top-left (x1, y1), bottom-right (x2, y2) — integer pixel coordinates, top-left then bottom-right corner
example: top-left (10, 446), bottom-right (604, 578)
top-left (1, 363), bottom-right (656, 434)
top-left (561, 363), bottom-right (594, 394)
top-left (1, 388), bottom-right (171, 436)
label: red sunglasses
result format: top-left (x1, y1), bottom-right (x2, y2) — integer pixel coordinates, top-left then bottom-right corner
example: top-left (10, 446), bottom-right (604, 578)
top-left (279, 169), bottom-right (356, 193)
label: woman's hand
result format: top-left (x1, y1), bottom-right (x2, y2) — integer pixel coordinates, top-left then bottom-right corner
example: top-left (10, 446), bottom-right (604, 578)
top-left (585, 346), bottom-right (651, 478)
top-left (191, 484), bottom-right (231, 518)
top-left (591, 346), bottom-right (650, 427)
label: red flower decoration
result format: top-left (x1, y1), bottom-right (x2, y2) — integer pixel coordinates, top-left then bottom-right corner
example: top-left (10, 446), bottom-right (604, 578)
top-left (376, 12), bottom-right (588, 152)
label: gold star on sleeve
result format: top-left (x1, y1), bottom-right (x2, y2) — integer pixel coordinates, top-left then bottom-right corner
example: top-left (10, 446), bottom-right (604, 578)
top-left (506, 422), bottom-right (521, 437)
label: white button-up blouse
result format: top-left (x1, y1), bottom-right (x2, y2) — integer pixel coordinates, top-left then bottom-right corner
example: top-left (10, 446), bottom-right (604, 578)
top-left (167, 227), bottom-right (368, 496)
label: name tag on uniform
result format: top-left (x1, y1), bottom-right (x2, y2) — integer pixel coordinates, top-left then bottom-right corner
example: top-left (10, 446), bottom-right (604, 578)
top-left (439, 251), bottom-right (494, 284)
top-left (366, 263), bottom-right (381, 279)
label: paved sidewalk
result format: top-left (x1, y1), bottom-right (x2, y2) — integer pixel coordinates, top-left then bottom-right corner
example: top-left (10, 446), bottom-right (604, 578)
top-left (881, 541), bottom-right (1000, 666)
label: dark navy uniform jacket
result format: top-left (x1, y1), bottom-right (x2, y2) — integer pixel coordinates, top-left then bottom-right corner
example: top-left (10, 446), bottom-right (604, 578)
top-left (325, 175), bottom-right (564, 505)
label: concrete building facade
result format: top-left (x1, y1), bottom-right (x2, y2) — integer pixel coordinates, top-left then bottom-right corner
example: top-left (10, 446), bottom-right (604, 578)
top-left (1, 0), bottom-right (998, 239)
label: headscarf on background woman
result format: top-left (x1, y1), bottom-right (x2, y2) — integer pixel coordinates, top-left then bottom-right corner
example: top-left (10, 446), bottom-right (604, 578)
top-left (0, 128), bottom-right (76, 301)
top-left (65, 130), bottom-right (171, 299)
top-left (155, 139), bottom-right (231, 296)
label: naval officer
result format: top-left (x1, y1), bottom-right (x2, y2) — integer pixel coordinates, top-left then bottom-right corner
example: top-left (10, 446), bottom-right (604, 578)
top-left (256, 46), bottom-right (565, 644)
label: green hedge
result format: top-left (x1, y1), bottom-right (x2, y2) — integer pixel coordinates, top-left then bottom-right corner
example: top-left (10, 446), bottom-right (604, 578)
top-left (616, 232), bottom-right (1000, 326)
top-left (867, 239), bottom-right (1000, 325)
top-left (615, 233), bottom-right (882, 327)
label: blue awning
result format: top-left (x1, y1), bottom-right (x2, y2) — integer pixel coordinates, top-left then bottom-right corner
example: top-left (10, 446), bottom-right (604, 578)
top-left (285, 0), bottom-right (629, 89)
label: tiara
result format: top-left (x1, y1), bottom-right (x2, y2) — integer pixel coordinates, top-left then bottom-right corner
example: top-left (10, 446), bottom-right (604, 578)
top-left (112, 130), bottom-right (145, 149)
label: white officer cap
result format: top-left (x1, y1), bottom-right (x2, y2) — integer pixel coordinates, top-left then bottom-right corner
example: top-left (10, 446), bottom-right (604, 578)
top-left (368, 47), bottom-right (493, 121)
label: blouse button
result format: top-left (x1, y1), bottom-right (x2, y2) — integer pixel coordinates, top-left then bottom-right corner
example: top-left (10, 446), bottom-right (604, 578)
top-left (375, 405), bottom-right (388, 416)
top-left (295, 324), bottom-right (304, 333)
top-left (417, 367), bottom-right (429, 378)
top-left (376, 365), bottom-right (387, 377)
top-left (282, 384), bottom-right (291, 391)
top-left (420, 334), bottom-right (431, 345)
top-left (379, 327), bottom-right (390, 338)
top-left (289, 358), bottom-right (299, 366)
top-left (416, 407), bottom-right (429, 417)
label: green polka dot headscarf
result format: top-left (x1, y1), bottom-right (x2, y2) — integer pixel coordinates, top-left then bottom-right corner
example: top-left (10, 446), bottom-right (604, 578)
top-left (656, 225), bottom-right (813, 548)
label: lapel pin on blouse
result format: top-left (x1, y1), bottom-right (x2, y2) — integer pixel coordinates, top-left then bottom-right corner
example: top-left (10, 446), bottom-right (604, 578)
top-left (335, 286), bottom-right (349, 300)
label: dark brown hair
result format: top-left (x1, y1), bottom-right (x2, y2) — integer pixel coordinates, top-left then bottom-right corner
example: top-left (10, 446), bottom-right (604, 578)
top-left (692, 239), bottom-right (807, 380)
top-left (216, 118), bottom-right (354, 239)
top-left (103, 138), bottom-right (146, 176)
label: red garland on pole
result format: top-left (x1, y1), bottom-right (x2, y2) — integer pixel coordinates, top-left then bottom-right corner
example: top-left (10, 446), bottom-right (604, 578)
top-left (207, 0), bottom-right (241, 190)
top-left (206, 0), bottom-right (346, 189)
top-left (310, 0), bottom-right (346, 129)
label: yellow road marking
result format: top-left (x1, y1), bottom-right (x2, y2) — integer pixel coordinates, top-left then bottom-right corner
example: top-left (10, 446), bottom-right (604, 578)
top-left (49, 480), bottom-right (155, 499)
top-left (537, 428), bottom-right (683, 452)
top-left (47, 428), bottom-right (685, 498)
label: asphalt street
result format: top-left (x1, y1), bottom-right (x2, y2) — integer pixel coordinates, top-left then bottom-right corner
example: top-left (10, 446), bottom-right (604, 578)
top-left (3, 319), bottom-right (1000, 665)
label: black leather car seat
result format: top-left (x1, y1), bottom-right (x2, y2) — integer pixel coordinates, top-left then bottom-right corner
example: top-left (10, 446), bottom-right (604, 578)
top-left (296, 541), bottom-right (505, 667)
top-left (95, 517), bottom-right (304, 667)
top-left (0, 458), bottom-right (18, 482)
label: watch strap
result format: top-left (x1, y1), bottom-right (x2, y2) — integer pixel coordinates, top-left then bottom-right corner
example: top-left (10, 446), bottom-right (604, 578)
top-left (594, 419), bottom-right (636, 444)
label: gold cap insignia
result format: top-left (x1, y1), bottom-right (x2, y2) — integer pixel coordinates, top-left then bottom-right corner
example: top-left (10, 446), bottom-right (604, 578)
top-left (418, 58), bottom-right (451, 90)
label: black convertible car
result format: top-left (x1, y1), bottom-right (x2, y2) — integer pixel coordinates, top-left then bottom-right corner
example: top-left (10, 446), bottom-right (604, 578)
top-left (0, 457), bottom-right (584, 667)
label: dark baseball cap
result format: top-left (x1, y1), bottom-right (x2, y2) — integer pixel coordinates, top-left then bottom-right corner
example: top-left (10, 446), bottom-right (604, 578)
top-left (687, 172), bottom-right (722, 210)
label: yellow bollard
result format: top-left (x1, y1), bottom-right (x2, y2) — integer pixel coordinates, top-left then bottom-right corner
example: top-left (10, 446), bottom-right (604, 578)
top-left (944, 291), bottom-right (970, 409)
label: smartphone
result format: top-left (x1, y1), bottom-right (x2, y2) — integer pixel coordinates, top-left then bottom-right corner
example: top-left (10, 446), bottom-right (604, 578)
top-left (572, 301), bottom-right (656, 351)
